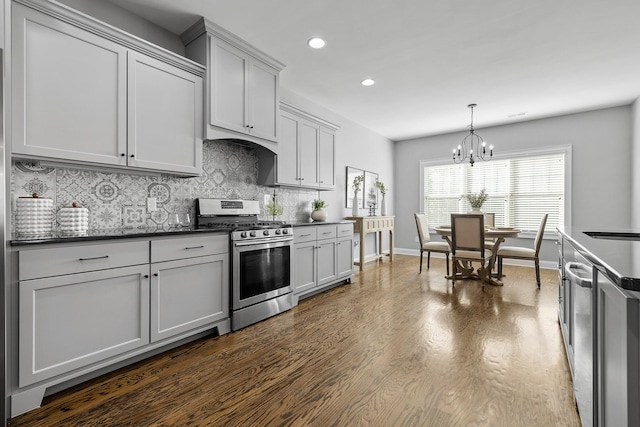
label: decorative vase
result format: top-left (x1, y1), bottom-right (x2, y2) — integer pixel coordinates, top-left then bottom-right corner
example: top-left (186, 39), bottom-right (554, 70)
top-left (311, 208), bottom-right (327, 222)
top-left (381, 196), bottom-right (387, 216)
top-left (59, 204), bottom-right (89, 235)
top-left (352, 194), bottom-right (359, 216)
top-left (16, 194), bottom-right (54, 236)
top-left (470, 207), bottom-right (482, 214)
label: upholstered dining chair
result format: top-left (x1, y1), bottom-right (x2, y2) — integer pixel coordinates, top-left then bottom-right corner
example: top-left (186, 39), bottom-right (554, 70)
top-left (414, 213), bottom-right (450, 275)
top-left (450, 213), bottom-right (493, 285)
top-left (496, 214), bottom-right (549, 288)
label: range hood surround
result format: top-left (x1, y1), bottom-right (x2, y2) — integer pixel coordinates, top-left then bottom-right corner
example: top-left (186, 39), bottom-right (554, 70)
top-left (207, 137), bottom-right (278, 188)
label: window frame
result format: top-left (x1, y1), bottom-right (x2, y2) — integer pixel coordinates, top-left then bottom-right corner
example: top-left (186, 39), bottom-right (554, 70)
top-left (419, 145), bottom-right (572, 239)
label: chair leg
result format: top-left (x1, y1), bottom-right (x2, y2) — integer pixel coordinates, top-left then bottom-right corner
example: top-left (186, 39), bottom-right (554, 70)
top-left (452, 256), bottom-right (456, 285)
top-left (497, 257), bottom-right (503, 278)
top-left (445, 253), bottom-right (450, 276)
top-left (419, 250), bottom-right (423, 273)
top-left (535, 258), bottom-right (541, 288)
top-left (427, 252), bottom-right (431, 269)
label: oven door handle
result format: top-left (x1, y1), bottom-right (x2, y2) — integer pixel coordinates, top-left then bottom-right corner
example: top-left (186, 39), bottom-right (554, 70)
top-left (564, 262), bottom-right (593, 288)
top-left (234, 237), bottom-right (294, 247)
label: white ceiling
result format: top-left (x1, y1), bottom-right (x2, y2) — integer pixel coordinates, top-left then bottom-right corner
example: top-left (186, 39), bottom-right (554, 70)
top-left (108, 0), bottom-right (640, 141)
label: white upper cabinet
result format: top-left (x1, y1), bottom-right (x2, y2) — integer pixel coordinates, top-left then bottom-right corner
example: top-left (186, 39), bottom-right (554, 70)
top-left (11, 0), bottom-right (204, 176)
top-left (12, 3), bottom-right (128, 167)
top-left (128, 52), bottom-right (203, 175)
top-left (182, 18), bottom-right (284, 151)
top-left (271, 102), bottom-right (339, 190)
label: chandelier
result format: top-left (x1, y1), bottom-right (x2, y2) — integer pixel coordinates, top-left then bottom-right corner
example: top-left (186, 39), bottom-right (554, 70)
top-left (452, 103), bottom-right (493, 167)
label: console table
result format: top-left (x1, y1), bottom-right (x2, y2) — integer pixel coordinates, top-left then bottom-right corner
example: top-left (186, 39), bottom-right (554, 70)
top-left (346, 216), bottom-right (395, 271)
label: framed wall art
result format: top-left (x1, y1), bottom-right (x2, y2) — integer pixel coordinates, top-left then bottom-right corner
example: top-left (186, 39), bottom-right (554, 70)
top-left (346, 166), bottom-right (365, 208)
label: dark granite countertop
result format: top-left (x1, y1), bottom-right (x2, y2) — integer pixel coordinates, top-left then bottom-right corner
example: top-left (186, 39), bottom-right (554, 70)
top-left (557, 225), bottom-right (640, 292)
top-left (10, 227), bottom-right (229, 246)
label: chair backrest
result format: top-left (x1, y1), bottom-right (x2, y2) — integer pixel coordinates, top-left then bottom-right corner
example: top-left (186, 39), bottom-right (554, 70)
top-left (414, 213), bottom-right (431, 245)
top-left (534, 214), bottom-right (549, 255)
top-left (451, 214), bottom-right (485, 253)
top-left (484, 212), bottom-right (495, 228)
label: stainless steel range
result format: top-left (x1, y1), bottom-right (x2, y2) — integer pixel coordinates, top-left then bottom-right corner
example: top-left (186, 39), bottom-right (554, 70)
top-left (196, 198), bottom-right (294, 331)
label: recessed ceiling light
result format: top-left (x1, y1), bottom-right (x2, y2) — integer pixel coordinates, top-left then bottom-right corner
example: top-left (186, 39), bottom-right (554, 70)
top-left (507, 111), bottom-right (527, 118)
top-left (307, 37), bottom-right (326, 49)
top-left (361, 78), bottom-right (375, 86)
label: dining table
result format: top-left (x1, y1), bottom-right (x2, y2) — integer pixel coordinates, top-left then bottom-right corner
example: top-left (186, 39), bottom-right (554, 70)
top-left (433, 225), bottom-right (521, 286)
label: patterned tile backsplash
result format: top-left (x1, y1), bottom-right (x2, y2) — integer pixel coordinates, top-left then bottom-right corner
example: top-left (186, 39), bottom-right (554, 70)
top-left (11, 140), bottom-right (320, 232)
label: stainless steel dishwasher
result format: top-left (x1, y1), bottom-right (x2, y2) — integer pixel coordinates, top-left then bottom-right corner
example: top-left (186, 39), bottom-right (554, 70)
top-left (564, 251), bottom-right (596, 427)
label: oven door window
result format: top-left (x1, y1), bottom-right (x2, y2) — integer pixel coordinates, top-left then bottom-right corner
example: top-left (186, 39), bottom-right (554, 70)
top-left (239, 246), bottom-right (291, 300)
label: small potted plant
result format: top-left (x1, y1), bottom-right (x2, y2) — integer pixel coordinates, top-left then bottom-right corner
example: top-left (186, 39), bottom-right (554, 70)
top-left (266, 199), bottom-right (284, 220)
top-left (311, 199), bottom-right (327, 222)
top-left (465, 189), bottom-right (488, 213)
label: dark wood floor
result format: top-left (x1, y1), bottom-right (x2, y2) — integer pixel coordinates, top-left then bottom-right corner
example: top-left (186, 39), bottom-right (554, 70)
top-left (9, 255), bottom-right (581, 426)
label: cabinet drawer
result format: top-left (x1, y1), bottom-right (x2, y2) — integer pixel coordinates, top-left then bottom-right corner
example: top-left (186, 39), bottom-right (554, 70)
top-left (317, 225), bottom-right (337, 240)
top-left (338, 223), bottom-right (354, 237)
top-left (294, 227), bottom-right (317, 243)
top-left (19, 240), bottom-right (149, 280)
top-left (151, 234), bottom-right (228, 263)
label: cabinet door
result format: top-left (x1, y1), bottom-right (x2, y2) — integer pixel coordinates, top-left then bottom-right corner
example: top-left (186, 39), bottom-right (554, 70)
top-left (151, 254), bottom-right (229, 342)
top-left (337, 237), bottom-right (354, 278)
top-left (597, 271), bottom-right (640, 427)
top-left (19, 265), bottom-right (150, 387)
top-left (317, 239), bottom-right (337, 286)
top-left (277, 111), bottom-right (301, 186)
top-left (248, 58), bottom-right (279, 142)
top-left (318, 127), bottom-right (336, 189)
top-left (209, 36), bottom-right (248, 134)
top-left (294, 241), bottom-right (316, 294)
top-left (299, 120), bottom-right (319, 187)
top-left (128, 51), bottom-right (203, 175)
top-left (12, 4), bottom-right (127, 165)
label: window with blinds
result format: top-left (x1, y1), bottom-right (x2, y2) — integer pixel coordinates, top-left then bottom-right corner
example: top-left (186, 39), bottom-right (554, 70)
top-left (422, 150), bottom-right (566, 234)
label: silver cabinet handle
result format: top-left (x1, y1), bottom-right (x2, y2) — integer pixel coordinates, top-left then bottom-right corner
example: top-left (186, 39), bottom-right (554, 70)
top-left (185, 246), bottom-right (204, 250)
top-left (79, 255), bottom-right (109, 261)
top-left (299, 233), bottom-right (311, 237)
top-left (564, 262), bottom-right (593, 288)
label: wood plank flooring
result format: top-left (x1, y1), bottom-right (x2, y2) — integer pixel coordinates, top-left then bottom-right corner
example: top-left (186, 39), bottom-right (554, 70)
top-left (9, 255), bottom-right (581, 426)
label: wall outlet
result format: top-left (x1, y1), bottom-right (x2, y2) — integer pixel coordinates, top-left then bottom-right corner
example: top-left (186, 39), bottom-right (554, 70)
top-left (146, 197), bottom-right (157, 212)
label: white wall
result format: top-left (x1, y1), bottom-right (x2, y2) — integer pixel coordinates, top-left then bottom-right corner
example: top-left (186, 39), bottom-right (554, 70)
top-left (394, 106), bottom-right (633, 263)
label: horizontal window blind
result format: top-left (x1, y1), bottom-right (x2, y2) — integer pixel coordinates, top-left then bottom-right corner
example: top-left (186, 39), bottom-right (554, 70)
top-left (423, 152), bottom-right (565, 234)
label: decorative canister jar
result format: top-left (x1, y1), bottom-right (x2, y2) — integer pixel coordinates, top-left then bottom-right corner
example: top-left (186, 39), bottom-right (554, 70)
top-left (58, 202), bottom-right (89, 235)
top-left (15, 193), bottom-right (54, 236)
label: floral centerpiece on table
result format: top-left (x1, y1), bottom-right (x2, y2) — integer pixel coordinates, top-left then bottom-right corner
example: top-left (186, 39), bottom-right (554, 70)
top-left (465, 189), bottom-right (488, 210)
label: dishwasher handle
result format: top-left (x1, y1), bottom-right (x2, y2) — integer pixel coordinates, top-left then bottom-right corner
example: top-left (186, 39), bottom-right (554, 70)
top-left (564, 262), bottom-right (593, 288)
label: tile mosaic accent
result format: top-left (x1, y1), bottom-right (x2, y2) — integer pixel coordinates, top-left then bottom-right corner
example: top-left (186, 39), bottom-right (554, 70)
top-left (10, 140), bottom-right (320, 233)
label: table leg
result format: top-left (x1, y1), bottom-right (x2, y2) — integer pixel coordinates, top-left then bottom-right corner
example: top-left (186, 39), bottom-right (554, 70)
top-left (389, 229), bottom-right (394, 261)
top-left (359, 231), bottom-right (365, 271)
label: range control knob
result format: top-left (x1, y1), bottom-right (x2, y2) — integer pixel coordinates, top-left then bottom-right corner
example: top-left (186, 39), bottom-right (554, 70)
top-left (263, 230), bottom-right (270, 236)
top-left (240, 231), bottom-right (248, 238)
top-left (282, 229), bottom-right (289, 234)
top-left (275, 229), bottom-right (282, 235)
top-left (250, 231), bottom-right (257, 238)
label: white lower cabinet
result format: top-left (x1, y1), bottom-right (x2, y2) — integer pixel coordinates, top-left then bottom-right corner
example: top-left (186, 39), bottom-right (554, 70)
top-left (150, 236), bottom-right (229, 342)
top-left (293, 224), bottom-right (353, 298)
top-left (19, 265), bottom-right (150, 388)
top-left (14, 234), bottom-right (230, 415)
